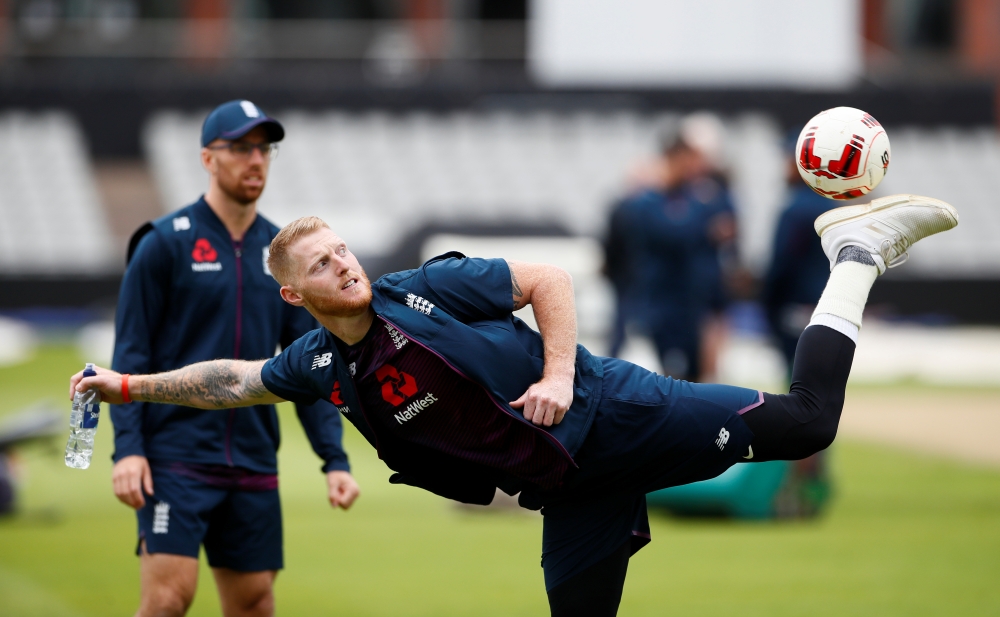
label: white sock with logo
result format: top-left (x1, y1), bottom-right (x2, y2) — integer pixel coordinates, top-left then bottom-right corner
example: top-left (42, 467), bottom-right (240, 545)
top-left (808, 260), bottom-right (879, 344)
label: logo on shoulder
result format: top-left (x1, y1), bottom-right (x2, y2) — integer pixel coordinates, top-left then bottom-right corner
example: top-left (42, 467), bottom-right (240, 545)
top-left (191, 238), bottom-right (222, 272)
top-left (312, 352), bottom-right (333, 370)
top-left (715, 427), bottom-right (730, 451)
top-left (173, 216), bottom-right (191, 232)
top-left (405, 293), bottom-right (434, 316)
top-left (262, 247), bottom-right (272, 277)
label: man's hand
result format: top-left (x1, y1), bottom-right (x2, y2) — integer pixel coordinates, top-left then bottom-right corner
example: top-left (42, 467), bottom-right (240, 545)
top-left (69, 365), bottom-right (125, 404)
top-left (326, 471), bottom-right (360, 510)
top-left (113, 455), bottom-right (153, 509)
top-left (510, 376), bottom-right (574, 427)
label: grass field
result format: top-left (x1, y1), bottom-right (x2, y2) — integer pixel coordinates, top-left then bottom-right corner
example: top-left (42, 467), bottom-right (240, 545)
top-left (2, 346), bottom-right (999, 616)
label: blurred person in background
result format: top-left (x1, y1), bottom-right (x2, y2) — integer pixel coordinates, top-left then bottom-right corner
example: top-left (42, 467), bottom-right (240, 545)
top-left (110, 100), bottom-right (359, 617)
top-left (604, 113), bottom-right (737, 382)
top-left (761, 133), bottom-right (840, 517)
top-left (763, 134), bottom-right (840, 375)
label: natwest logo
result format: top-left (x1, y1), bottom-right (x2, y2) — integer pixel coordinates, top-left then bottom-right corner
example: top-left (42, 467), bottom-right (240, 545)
top-left (376, 364), bottom-right (418, 406)
top-left (191, 238), bottom-right (222, 272)
top-left (330, 380), bottom-right (344, 405)
top-left (192, 238), bottom-right (218, 262)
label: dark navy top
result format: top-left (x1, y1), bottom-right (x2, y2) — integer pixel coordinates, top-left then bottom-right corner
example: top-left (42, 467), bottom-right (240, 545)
top-left (335, 317), bottom-right (569, 490)
top-left (110, 197), bottom-right (349, 475)
top-left (260, 254), bottom-right (760, 506)
top-left (261, 254), bottom-right (604, 504)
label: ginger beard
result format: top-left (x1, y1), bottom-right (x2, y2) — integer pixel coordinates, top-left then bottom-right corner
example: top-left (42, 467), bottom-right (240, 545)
top-left (300, 267), bottom-right (373, 318)
top-left (218, 160), bottom-right (266, 205)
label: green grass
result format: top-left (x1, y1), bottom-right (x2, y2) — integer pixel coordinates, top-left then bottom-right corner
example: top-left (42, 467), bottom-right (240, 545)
top-left (1, 346), bottom-right (999, 616)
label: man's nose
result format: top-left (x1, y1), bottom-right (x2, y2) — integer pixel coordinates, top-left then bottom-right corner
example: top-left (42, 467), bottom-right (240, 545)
top-left (248, 146), bottom-right (267, 165)
top-left (332, 254), bottom-right (351, 273)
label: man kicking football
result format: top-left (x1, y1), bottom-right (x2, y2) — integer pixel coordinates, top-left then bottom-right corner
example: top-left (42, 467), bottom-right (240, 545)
top-left (72, 194), bottom-right (957, 616)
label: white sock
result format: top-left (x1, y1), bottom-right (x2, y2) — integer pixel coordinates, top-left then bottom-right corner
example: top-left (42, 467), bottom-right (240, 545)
top-left (809, 261), bottom-right (879, 343)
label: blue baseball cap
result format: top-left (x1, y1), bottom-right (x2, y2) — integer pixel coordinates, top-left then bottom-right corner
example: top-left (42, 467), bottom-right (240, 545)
top-left (201, 100), bottom-right (284, 147)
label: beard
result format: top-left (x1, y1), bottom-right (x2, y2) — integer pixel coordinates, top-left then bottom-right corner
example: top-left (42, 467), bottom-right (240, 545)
top-left (219, 169), bottom-right (266, 205)
top-left (302, 268), bottom-right (373, 318)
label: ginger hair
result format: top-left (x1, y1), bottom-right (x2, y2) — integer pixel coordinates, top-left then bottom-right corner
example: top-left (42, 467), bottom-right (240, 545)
top-left (267, 216), bottom-right (330, 285)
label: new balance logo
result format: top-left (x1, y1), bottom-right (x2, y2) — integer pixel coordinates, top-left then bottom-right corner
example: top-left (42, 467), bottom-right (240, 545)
top-left (153, 502), bottom-right (170, 534)
top-left (172, 216), bottom-right (190, 232)
top-left (312, 352), bottom-right (332, 370)
top-left (405, 293), bottom-right (434, 316)
top-left (348, 362), bottom-right (356, 376)
top-left (715, 427), bottom-right (729, 450)
top-left (394, 393), bottom-right (438, 424)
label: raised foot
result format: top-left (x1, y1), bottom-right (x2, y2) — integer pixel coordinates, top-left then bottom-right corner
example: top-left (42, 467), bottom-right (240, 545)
top-left (814, 194), bottom-right (959, 274)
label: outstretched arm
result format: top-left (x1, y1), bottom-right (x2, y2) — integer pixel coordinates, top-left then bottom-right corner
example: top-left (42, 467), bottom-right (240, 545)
top-left (69, 359), bottom-right (285, 409)
top-left (506, 260), bottom-right (577, 427)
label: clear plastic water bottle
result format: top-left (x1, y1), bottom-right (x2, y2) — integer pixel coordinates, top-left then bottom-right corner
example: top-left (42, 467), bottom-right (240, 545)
top-left (65, 363), bottom-right (101, 469)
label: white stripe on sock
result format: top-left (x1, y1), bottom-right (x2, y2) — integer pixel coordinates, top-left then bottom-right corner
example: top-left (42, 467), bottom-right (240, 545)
top-left (808, 313), bottom-right (859, 344)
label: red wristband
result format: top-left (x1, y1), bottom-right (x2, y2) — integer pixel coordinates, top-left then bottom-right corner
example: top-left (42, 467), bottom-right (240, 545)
top-left (121, 374), bottom-right (131, 404)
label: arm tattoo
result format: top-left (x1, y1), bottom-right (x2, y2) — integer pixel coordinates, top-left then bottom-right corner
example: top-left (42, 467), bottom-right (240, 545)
top-left (511, 270), bottom-right (524, 310)
top-left (141, 360), bottom-right (271, 409)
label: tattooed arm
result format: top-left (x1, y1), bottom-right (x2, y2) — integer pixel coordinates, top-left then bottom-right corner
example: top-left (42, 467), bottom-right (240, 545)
top-left (505, 260), bottom-right (577, 427)
top-left (69, 359), bottom-right (285, 408)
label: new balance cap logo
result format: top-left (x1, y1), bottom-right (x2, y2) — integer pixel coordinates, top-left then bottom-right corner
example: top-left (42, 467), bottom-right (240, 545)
top-left (312, 352), bottom-right (332, 370)
top-left (715, 427), bottom-right (729, 451)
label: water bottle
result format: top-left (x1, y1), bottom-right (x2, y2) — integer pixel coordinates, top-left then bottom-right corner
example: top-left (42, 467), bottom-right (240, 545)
top-left (65, 363), bottom-right (100, 469)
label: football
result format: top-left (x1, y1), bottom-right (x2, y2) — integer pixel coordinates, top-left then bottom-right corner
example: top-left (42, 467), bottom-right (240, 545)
top-left (795, 106), bottom-right (891, 200)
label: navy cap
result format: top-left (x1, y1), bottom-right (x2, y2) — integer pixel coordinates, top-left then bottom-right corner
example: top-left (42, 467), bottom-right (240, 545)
top-left (201, 100), bottom-right (284, 147)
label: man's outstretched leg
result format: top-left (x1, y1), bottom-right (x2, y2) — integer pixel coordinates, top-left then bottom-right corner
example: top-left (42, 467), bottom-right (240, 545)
top-left (741, 194), bottom-right (959, 461)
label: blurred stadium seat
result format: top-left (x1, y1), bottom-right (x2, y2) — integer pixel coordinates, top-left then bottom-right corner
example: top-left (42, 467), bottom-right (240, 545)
top-left (0, 112), bottom-right (116, 275)
top-left (872, 127), bottom-right (1000, 276)
top-left (143, 110), bottom-right (1000, 280)
top-left (143, 109), bottom-right (786, 266)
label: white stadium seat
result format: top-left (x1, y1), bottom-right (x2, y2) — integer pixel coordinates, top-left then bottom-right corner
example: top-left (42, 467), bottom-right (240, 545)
top-left (142, 110), bottom-right (1000, 278)
top-left (0, 112), bottom-right (116, 275)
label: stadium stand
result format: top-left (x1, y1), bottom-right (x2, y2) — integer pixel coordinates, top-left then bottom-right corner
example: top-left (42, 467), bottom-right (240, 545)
top-left (143, 109), bottom-right (786, 268)
top-left (143, 109), bottom-right (1000, 279)
top-left (0, 112), bottom-right (117, 275)
top-left (871, 127), bottom-right (1000, 277)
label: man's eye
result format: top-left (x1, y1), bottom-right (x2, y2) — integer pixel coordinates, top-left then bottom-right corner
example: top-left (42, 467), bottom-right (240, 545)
top-left (232, 144), bottom-right (252, 154)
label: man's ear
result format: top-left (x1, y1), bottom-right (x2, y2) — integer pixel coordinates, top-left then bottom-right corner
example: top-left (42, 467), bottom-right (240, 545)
top-left (201, 147), bottom-right (215, 174)
top-left (280, 285), bottom-right (304, 307)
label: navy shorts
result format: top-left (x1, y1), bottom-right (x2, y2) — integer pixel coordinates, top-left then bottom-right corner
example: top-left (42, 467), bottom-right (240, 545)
top-left (136, 466), bottom-right (283, 572)
top-left (537, 357), bottom-right (760, 590)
